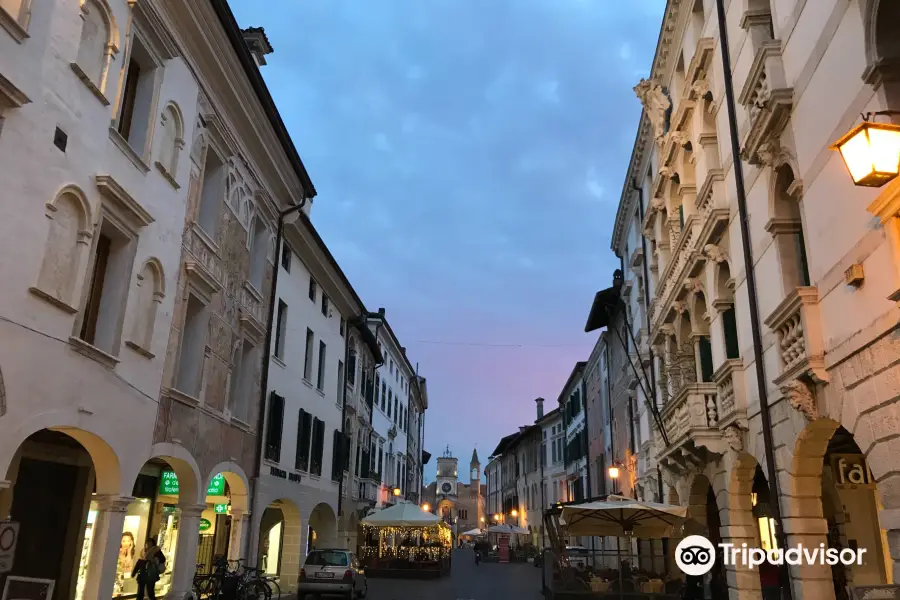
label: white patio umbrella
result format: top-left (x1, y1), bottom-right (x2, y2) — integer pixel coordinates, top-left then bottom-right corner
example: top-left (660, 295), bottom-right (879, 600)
top-left (460, 528), bottom-right (486, 536)
top-left (559, 496), bottom-right (688, 537)
top-left (487, 523), bottom-right (529, 535)
top-left (361, 502), bottom-right (440, 527)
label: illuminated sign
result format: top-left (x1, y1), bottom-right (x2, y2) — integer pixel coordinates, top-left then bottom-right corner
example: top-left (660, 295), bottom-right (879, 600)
top-left (159, 472), bottom-right (226, 496)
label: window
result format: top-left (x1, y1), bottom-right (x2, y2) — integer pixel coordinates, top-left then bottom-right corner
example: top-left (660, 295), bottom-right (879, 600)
top-left (296, 409), bottom-right (312, 471)
top-left (78, 218), bottom-right (137, 355)
top-left (348, 350), bottom-right (357, 386)
top-left (332, 429), bottom-right (347, 482)
top-left (770, 165), bottom-right (811, 292)
top-left (155, 103), bottom-right (184, 181)
top-left (273, 300), bottom-right (287, 360)
top-left (33, 187), bottom-right (93, 310)
top-left (337, 360), bottom-right (344, 400)
top-left (381, 382), bottom-right (386, 411)
top-left (317, 341), bottom-right (327, 390)
top-left (175, 293), bottom-right (209, 398)
top-left (394, 397), bottom-right (399, 423)
top-left (281, 244), bottom-right (291, 272)
top-left (321, 294), bottom-right (329, 317)
top-left (723, 307), bottom-right (740, 359)
top-left (303, 328), bottom-right (314, 381)
top-left (375, 374), bottom-right (380, 403)
top-left (264, 392), bottom-right (285, 462)
top-left (248, 216), bottom-right (268, 291)
top-left (126, 259), bottom-right (164, 355)
top-left (339, 317), bottom-right (345, 337)
top-left (196, 146), bottom-right (226, 236)
top-left (377, 447), bottom-right (383, 476)
top-left (229, 337), bottom-right (258, 423)
top-left (699, 337), bottom-right (714, 382)
top-left (308, 278), bottom-right (317, 301)
top-left (73, 0), bottom-right (113, 95)
top-left (387, 390), bottom-right (392, 417)
top-left (115, 34), bottom-right (159, 158)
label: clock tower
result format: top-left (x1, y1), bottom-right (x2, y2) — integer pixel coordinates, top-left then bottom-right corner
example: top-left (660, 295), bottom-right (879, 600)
top-left (435, 446), bottom-right (458, 522)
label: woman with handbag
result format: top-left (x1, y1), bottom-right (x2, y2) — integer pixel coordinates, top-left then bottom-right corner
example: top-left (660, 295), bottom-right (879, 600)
top-left (132, 537), bottom-right (165, 600)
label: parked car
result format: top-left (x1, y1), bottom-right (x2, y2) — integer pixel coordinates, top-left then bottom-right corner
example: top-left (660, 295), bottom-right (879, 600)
top-left (565, 546), bottom-right (589, 569)
top-left (298, 549), bottom-right (367, 599)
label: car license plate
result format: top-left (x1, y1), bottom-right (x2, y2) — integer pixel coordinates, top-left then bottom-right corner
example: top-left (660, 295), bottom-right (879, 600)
top-left (315, 572), bottom-right (334, 578)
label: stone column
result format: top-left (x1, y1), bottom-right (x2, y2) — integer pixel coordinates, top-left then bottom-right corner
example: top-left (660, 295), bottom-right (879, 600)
top-left (163, 504), bottom-right (205, 600)
top-left (82, 495), bottom-right (132, 600)
top-left (228, 509), bottom-right (249, 562)
top-left (879, 507), bottom-right (900, 585)
top-left (783, 516), bottom-right (834, 600)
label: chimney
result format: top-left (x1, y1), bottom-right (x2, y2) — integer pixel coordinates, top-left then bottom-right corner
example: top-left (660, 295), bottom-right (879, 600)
top-left (378, 308), bottom-right (386, 316)
top-left (535, 397), bottom-right (545, 420)
top-left (241, 27), bottom-right (274, 66)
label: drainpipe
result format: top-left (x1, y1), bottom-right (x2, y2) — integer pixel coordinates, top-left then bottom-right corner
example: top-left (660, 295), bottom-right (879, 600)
top-left (714, 0), bottom-right (792, 596)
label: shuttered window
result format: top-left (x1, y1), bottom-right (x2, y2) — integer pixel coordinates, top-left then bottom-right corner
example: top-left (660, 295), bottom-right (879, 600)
top-left (311, 418), bottom-right (325, 476)
top-left (296, 409), bottom-right (312, 471)
top-left (264, 392), bottom-right (285, 462)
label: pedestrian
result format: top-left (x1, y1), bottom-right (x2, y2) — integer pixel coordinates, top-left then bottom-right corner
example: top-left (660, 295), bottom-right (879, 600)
top-left (475, 547), bottom-right (481, 566)
top-left (133, 537), bottom-right (165, 600)
top-left (759, 559), bottom-right (781, 600)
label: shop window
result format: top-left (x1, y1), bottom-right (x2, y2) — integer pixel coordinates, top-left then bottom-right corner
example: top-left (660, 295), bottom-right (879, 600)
top-left (295, 409), bottom-right (312, 471)
top-left (311, 418), bottom-right (325, 476)
top-left (115, 34), bottom-right (159, 159)
top-left (196, 146), bottom-right (226, 238)
top-left (303, 328), bottom-right (314, 381)
top-left (248, 215), bottom-right (268, 291)
top-left (316, 341), bottom-right (326, 390)
top-left (699, 337), bottom-right (715, 382)
top-left (175, 293), bottom-right (209, 398)
top-left (264, 392), bottom-right (285, 462)
top-left (722, 307), bottom-right (740, 359)
top-left (77, 217), bottom-right (137, 356)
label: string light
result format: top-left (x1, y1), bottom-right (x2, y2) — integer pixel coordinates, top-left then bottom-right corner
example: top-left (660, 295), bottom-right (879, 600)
top-left (359, 523), bottom-right (452, 562)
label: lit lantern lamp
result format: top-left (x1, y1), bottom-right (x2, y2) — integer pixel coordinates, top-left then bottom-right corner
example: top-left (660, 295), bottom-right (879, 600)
top-left (608, 465), bottom-right (620, 480)
top-left (393, 487), bottom-right (401, 497)
top-left (832, 115), bottom-right (900, 187)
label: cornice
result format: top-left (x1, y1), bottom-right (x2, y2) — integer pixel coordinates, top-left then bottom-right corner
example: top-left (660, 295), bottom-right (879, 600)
top-left (611, 114), bottom-right (653, 252)
top-left (649, 0), bottom-right (687, 88)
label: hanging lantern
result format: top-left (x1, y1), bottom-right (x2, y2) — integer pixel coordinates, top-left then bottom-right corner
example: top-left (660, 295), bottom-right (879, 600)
top-left (832, 118), bottom-right (900, 187)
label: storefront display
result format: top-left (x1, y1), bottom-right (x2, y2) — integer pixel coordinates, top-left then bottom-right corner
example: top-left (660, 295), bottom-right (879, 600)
top-left (74, 505), bottom-right (97, 600)
top-left (155, 505), bottom-right (180, 598)
top-left (261, 521), bottom-right (283, 576)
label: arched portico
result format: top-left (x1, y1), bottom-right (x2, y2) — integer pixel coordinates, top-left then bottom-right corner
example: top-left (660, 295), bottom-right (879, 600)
top-left (308, 502), bottom-right (338, 551)
top-left (257, 498), bottom-right (303, 592)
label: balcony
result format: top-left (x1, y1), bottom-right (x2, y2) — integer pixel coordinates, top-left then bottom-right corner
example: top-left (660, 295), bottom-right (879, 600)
top-left (738, 40), bottom-right (793, 165)
top-left (712, 359), bottom-right (748, 430)
top-left (693, 169), bottom-right (727, 250)
top-left (763, 287), bottom-right (827, 386)
top-left (657, 383), bottom-right (726, 471)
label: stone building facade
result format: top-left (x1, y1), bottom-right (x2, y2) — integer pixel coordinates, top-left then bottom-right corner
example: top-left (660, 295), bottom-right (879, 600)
top-left (610, 0), bottom-right (900, 598)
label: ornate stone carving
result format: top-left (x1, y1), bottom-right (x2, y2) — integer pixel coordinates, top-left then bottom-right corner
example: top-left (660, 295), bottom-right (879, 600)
top-left (691, 78), bottom-right (711, 100)
top-left (780, 380), bottom-right (818, 421)
top-left (670, 130), bottom-right (690, 148)
top-left (684, 278), bottom-right (703, 294)
top-left (659, 165), bottom-right (676, 179)
top-left (672, 300), bottom-right (687, 314)
top-left (651, 196), bottom-right (665, 212)
top-left (757, 139), bottom-right (781, 167)
top-left (722, 425), bottom-right (743, 452)
top-left (703, 244), bottom-right (727, 263)
top-left (635, 79), bottom-right (672, 146)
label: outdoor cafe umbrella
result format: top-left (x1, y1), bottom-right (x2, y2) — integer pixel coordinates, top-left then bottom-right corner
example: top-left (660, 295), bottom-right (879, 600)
top-left (559, 496), bottom-right (689, 599)
top-left (487, 524), bottom-right (529, 535)
top-left (460, 528), bottom-right (486, 536)
top-left (361, 502), bottom-right (440, 527)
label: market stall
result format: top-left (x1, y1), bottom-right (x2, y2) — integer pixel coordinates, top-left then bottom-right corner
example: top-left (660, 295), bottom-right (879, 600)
top-left (359, 503), bottom-right (452, 579)
top-left (487, 524), bottom-right (529, 563)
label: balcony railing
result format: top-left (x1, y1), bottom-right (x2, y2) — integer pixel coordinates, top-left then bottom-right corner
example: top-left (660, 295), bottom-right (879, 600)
top-left (658, 382), bottom-right (726, 467)
top-left (738, 39), bottom-right (793, 165)
top-left (712, 358), bottom-right (747, 429)
top-left (763, 287), bottom-right (828, 386)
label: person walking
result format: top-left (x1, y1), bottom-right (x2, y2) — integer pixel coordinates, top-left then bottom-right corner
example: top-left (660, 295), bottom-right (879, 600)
top-left (133, 537), bottom-right (165, 600)
top-left (474, 547), bottom-right (481, 566)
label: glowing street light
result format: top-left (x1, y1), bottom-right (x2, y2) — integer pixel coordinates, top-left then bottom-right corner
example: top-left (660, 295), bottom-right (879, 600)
top-left (608, 465), bottom-right (621, 480)
top-left (832, 113), bottom-right (900, 187)
top-left (393, 487), bottom-right (401, 497)
top-left (422, 503), bottom-right (431, 512)
top-left (493, 513), bottom-right (500, 521)
top-left (511, 509), bottom-right (518, 517)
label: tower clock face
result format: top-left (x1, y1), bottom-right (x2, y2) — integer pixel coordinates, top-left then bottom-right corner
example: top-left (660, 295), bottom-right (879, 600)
top-left (441, 482), bottom-right (452, 493)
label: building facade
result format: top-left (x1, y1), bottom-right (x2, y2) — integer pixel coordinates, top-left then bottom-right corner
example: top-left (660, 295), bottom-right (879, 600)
top-left (0, 0), bottom-right (315, 598)
top-left (611, 0), bottom-right (900, 597)
top-left (559, 362), bottom-right (589, 504)
top-left (421, 448), bottom-right (483, 537)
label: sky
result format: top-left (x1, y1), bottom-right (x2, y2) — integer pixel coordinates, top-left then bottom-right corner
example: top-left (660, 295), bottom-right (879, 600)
top-left (229, 0), bottom-right (666, 484)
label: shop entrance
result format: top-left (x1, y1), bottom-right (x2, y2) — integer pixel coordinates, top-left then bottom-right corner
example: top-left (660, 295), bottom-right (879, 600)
top-left (256, 499), bottom-right (301, 592)
top-left (0, 428), bottom-right (118, 600)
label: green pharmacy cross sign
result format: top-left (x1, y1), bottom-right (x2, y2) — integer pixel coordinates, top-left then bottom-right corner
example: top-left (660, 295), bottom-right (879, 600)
top-left (159, 471), bottom-right (226, 496)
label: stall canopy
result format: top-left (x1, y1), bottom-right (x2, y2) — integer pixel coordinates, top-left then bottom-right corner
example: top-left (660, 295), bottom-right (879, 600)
top-left (460, 528), bottom-right (485, 536)
top-left (487, 524), bottom-right (529, 535)
top-left (361, 502), bottom-right (441, 527)
top-left (560, 496), bottom-right (688, 538)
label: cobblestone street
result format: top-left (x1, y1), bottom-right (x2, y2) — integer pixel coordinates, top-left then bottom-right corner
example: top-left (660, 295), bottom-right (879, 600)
top-left (365, 550), bottom-right (543, 600)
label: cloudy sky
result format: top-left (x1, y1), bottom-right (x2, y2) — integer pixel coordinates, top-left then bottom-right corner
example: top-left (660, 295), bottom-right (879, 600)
top-left (230, 0), bottom-right (665, 483)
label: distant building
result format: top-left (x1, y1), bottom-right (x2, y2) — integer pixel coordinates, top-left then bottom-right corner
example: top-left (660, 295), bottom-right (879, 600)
top-left (420, 447), bottom-right (484, 538)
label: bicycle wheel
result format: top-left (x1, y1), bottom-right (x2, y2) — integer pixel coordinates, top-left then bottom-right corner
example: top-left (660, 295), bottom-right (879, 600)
top-left (264, 577), bottom-right (281, 599)
top-left (238, 579), bottom-right (270, 600)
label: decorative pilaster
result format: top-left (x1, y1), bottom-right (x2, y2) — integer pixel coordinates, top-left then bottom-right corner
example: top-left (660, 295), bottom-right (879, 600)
top-left (163, 504), bottom-right (205, 600)
top-left (228, 508), bottom-right (249, 562)
top-left (82, 495), bottom-right (133, 600)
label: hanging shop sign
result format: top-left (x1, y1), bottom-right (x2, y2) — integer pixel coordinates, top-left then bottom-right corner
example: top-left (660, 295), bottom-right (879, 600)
top-left (214, 504), bottom-right (230, 514)
top-left (0, 521), bottom-right (19, 574)
top-left (269, 466), bottom-right (302, 483)
top-left (159, 472), bottom-right (226, 496)
top-left (199, 518), bottom-right (212, 532)
top-left (830, 454), bottom-right (875, 489)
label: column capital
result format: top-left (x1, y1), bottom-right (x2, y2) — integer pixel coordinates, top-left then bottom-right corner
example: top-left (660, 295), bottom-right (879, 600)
top-left (179, 504), bottom-right (206, 518)
top-left (94, 494), bottom-right (135, 512)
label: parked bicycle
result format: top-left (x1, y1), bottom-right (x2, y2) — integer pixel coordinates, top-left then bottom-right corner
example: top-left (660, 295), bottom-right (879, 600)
top-left (192, 556), bottom-right (280, 600)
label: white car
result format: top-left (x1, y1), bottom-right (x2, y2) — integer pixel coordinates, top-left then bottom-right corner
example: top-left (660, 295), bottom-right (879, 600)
top-left (298, 549), bottom-right (367, 599)
top-left (566, 546), bottom-right (589, 569)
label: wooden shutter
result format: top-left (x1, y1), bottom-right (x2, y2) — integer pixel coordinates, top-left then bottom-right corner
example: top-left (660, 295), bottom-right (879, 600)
top-left (312, 418), bottom-right (325, 476)
top-left (331, 430), bottom-right (342, 481)
top-left (264, 392), bottom-right (285, 462)
top-left (296, 409), bottom-right (312, 471)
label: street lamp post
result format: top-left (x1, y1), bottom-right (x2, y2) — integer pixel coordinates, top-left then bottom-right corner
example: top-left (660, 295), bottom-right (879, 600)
top-left (608, 464), bottom-right (620, 495)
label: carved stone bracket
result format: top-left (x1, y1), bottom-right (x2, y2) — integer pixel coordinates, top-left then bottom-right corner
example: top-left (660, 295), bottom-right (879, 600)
top-left (780, 379), bottom-right (818, 421)
top-left (722, 424), bottom-right (745, 453)
top-left (635, 78), bottom-right (672, 148)
top-left (703, 244), bottom-right (728, 263)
